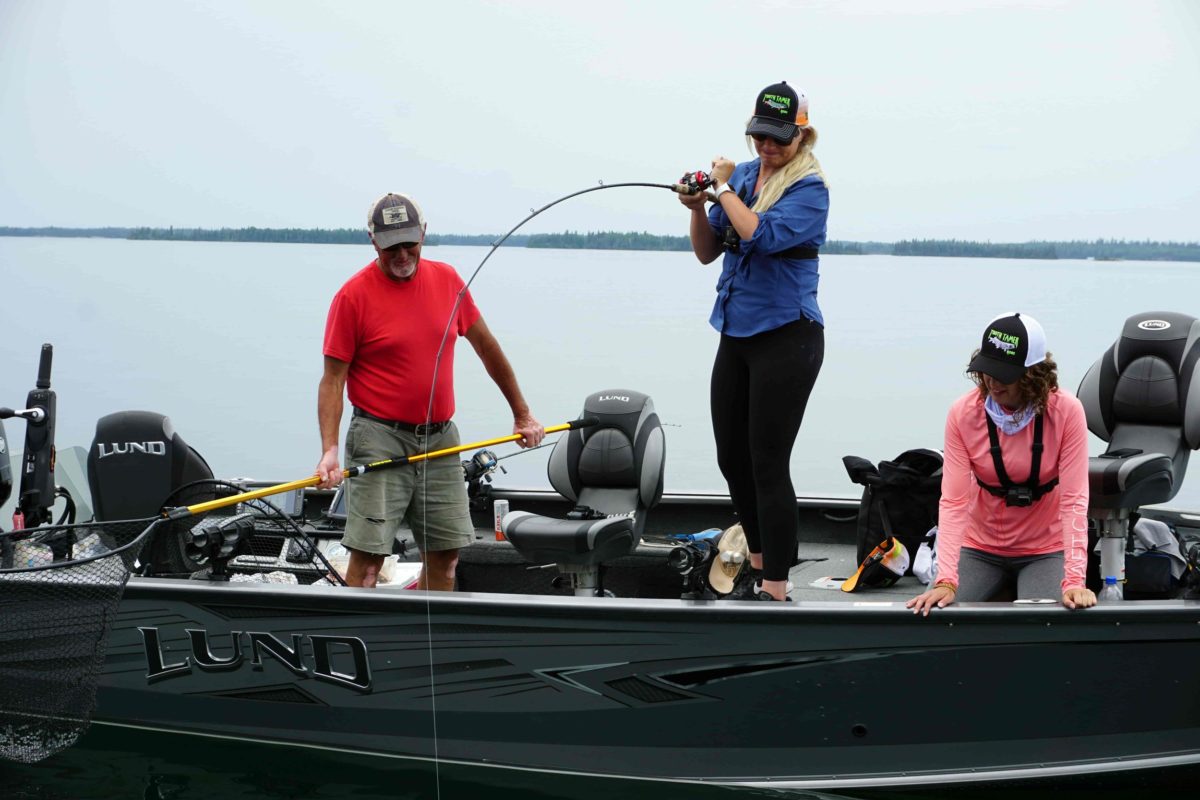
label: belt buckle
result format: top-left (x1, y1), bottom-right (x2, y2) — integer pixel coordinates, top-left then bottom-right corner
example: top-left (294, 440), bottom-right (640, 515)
top-left (414, 422), bottom-right (436, 436)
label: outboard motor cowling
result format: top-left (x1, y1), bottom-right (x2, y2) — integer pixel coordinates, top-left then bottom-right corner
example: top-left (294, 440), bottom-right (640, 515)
top-left (504, 390), bottom-right (665, 596)
top-left (87, 411), bottom-right (213, 521)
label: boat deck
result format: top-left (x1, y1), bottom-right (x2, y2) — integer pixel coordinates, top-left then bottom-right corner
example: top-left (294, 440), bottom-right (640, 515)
top-left (218, 484), bottom-right (1198, 603)
top-left (451, 524), bottom-right (919, 602)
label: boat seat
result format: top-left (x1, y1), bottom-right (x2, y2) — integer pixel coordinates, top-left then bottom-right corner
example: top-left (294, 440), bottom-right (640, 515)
top-left (1077, 311), bottom-right (1200, 585)
top-left (503, 390), bottom-right (665, 596)
top-left (500, 512), bottom-right (635, 569)
top-left (86, 410), bottom-right (213, 522)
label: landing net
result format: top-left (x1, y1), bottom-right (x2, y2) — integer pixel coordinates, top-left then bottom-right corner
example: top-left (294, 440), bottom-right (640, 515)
top-left (0, 517), bottom-right (160, 763)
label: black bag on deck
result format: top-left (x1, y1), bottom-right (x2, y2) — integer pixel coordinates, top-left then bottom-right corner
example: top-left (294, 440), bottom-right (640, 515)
top-left (843, 449), bottom-right (943, 576)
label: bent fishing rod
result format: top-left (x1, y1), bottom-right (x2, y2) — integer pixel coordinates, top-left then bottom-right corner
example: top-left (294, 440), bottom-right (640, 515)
top-left (172, 416), bottom-right (598, 518)
top-left (466, 173), bottom-right (716, 288)
top-left (419, 172), bottom-right (717, 433)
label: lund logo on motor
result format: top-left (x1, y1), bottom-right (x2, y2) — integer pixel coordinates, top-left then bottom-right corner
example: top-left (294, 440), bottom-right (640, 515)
top-left (98, 441), bottom-right (167, 458)
top-left (139, 627), bottom-right (373, 692)
top-left (1137, 319), bottom-right (1171, 331)
top-left (598, 395), bottom-right (629, 402)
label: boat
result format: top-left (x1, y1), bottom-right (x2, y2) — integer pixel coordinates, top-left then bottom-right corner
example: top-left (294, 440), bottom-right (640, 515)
top-left (3, 310), bottom-right (1200, 791)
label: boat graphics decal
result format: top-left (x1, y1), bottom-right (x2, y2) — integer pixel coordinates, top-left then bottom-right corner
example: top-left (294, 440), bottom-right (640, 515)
top-left (138, 627), bottom-right (372, 692)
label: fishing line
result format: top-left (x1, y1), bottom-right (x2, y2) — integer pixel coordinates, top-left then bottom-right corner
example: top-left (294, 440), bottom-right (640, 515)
top-left (410, 178), bottom-right (706, 794)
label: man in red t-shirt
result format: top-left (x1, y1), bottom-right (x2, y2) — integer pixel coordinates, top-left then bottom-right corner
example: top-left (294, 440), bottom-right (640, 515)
top-left (316, 192), bottom-right (544, 590)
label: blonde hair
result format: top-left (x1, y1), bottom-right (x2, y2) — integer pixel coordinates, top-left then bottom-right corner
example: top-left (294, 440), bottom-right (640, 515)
top-left (744, 125), bottom-right (827, 213)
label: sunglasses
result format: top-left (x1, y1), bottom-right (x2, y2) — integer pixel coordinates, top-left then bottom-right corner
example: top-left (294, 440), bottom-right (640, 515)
top-left (384, 240), bottom-right (421, 251)
top-left (750, 131), bottom-right (799, 147)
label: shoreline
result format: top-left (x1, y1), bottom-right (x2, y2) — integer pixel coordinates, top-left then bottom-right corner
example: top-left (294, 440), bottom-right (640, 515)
top-left (2, 227), bottom-right (1198, 262)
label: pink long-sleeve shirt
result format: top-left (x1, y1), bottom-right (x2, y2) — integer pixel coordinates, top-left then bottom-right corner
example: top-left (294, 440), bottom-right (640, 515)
top-left (937, 389), bottom-right (1090, 593)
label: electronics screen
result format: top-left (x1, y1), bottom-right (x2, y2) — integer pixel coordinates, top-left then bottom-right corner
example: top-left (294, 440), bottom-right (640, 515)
top-left (326, 485), bottom-right (347, 521)
top-left (240, 486), bottom-right (305, 518)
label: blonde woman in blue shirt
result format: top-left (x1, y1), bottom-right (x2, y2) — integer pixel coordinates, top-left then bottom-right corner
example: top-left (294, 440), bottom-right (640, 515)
top-left (679, 80), bottom-right (830, 602)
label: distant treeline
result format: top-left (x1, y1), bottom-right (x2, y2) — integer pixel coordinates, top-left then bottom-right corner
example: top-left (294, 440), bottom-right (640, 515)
top-left (892, 238), bottom-right (1200, 261)
top-left (895, 239), bottom-right (1059, 259)
top-left (128, 226), bottom-right (367, 244)
top-left (525, 230), bottom-right (860, 254)
top-left (1, 226), bottom-right (1197, 261)
top-left (127, 227), bottom-right (530, 247)
top-left (0, 226), bottom-right (135, 238)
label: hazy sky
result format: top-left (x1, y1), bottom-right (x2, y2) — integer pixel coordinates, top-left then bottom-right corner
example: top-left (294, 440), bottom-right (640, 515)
top-left (2, 0), bottom-right (1198, 241)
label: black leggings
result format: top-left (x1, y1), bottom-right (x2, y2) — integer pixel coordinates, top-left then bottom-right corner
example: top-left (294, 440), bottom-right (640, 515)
top-left (710, 318), bottom-right (824, 581)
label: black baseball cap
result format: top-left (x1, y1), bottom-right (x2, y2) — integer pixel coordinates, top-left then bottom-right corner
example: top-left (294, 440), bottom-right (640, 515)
top-left (745, 81), bottom-right (809, 141)
top-left (967, 312), bottom-right (1048, 384)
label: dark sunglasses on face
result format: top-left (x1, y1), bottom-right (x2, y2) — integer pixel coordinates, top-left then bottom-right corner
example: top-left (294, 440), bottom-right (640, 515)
top-left (751, 132), bottom-right (798, 147)
top-left (385, 241), bottom-right (421, 251)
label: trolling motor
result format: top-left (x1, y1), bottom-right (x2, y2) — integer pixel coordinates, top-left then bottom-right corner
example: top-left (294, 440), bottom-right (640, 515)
top-left (1, 344), bottom-right (77, 565)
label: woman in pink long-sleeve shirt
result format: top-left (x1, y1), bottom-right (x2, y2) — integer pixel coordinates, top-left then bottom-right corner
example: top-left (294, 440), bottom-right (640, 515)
top-left (907, 312), bottom-right (1096, 615)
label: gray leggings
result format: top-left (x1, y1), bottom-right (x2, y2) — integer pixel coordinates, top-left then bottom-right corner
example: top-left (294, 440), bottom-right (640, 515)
top-left (956, 547), bottom-right (1064, 602)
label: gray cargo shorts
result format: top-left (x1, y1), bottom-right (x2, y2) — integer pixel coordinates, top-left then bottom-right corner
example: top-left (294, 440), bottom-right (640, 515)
top-left (340, 416), bottom-right (474, 555)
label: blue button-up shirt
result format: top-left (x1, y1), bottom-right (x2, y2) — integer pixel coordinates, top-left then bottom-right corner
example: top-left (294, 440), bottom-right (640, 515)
top-left (707, 161), bottom-right (829, 337)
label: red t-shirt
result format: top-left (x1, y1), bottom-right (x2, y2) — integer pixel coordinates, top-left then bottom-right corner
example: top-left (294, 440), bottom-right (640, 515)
top-left (323, 258), bottom-right (481, 423)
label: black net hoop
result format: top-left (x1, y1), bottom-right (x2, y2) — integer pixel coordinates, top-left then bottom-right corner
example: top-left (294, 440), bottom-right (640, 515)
top-left (0, 516), bottom-right (162, 764)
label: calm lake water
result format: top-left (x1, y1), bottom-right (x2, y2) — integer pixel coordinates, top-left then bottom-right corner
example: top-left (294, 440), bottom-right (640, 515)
top-left (2, 236), bottom-right (1199, 798)
top-left (3, 236), bottom-right (1199, 508)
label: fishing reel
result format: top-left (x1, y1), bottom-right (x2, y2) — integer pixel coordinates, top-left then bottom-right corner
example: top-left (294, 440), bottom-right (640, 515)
top-left (668, 539), bottom-right (718, 598)
top-left (1184, 540), bottom-right (1200, 600)
top-left (463, 448), bottom-right (505, 510)
top-left (675, 170), bottom-right (715, 196)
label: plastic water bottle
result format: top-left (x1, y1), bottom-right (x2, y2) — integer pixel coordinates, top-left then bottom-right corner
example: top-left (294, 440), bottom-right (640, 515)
top-left (1098, 576), bottom-right (1123, 603)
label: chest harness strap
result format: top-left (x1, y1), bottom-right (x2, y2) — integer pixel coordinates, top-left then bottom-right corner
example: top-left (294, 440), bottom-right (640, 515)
top-left (719, 184), bottom-right (819, 259)
top-left (976, 412), bottom-right (1059, 506)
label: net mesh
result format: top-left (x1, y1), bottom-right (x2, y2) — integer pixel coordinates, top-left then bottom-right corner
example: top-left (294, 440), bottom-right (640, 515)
top-left (0, 517), bottom-right (159, 764)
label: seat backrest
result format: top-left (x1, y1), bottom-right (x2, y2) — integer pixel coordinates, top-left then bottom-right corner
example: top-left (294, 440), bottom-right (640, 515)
top-left (87, 410), bottom-right (214, 521)
top-left (546, 390), bottom-right (665, 525)
top-left (1077, 311), bottom-right (1200, 491)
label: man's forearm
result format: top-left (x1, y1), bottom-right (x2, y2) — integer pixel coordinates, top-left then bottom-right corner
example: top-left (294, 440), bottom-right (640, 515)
top-left (318, 378), bottom-right (344, 453)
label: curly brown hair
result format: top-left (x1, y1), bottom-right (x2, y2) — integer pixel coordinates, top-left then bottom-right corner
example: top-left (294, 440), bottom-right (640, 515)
top-left (968, 351), bottom-right (1060, 414)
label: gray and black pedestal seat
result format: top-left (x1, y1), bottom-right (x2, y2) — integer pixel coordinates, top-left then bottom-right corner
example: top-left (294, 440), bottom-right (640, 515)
top-left (503, 390), bottom-right (665, 597)
top-left (1077, 311), bottom-right (1200, 587)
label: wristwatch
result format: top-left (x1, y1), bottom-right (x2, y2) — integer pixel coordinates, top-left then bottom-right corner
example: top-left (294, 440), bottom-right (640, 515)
top-left (713, 183), bottom-right (735, 201)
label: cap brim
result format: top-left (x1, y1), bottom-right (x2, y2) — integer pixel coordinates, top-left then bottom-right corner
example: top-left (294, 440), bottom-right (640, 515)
top-left (372, 228), bottom-right (422, 248)
top-left (967, 352), bottom-right (1026, 384)
top-left (745, 116), bottom-right (798, 140)
top-left (841, 562), bottom-right (866, 592)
